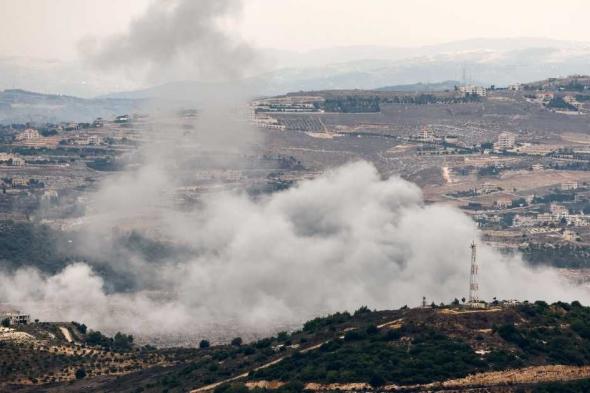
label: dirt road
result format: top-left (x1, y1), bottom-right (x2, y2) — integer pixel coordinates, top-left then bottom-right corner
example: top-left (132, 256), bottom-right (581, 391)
top-left (58, 326), bottom-right (73, 343)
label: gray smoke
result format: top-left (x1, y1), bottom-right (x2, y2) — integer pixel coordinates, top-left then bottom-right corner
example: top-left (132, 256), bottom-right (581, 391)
top-left (82, 0), bottom-right (256, 82)
top-left (0, 162), bottom-right (588, 339)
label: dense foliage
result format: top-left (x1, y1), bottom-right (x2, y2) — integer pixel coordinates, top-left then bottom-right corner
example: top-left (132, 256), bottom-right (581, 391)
top-left (85, 330), bottom-right (134, 351)
top-left (494, 302), bottom-right (590, 365)
top-left (533, 379), bottom-right (590, 392)
top-left (322, 97), bottom-right (380, 113)
top-left (251, 326), bottom-right (495, 385)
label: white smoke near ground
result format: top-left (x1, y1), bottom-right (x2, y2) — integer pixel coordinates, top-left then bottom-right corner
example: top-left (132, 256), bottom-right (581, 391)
top-left (0, 162), bottom-right (588, 339)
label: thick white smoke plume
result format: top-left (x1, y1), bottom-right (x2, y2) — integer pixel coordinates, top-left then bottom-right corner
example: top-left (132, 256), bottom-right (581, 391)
top-left (82, 0), bottom-right (256, 82)
top-left (1, 162), bottom-right (587, 338)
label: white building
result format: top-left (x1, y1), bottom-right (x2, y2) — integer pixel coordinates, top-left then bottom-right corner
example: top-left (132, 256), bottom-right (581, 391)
top-left (87, 135), bottom-right (101, 145)
top-left (561, 182), bottom-right (578, 191)
top-left (508, 84), bottom-right (521, 91)
top-left (480, 182), bottom-right (500, 194)
top-left (495, 198), bottom-right (512, 208)
top-left (15, 128), bottom-right (40, 141)
top-left (444, 135), bottom-right (459, 144)
top-left (416, 128), bottom-right (435, 142)
top-left (496, 132), bottom-right (516, 150)
top-left (513, 214), bottom-right (535, 227)
top-left (115, 114), bottom-right (130, 123)
top-left (550, 204), bottom-right (570, 220)
top-left (571, 215), bottom-right (590, 227)
top-left (537, 213), bottom-right (556, 224)
top-left (10, 156), bottom-right (25, 166)
top-left (0, 308), bottom-right (30, 326)
top-left (0, 153), bottom-right (25, 166)
top-left (459, 85), bottom-right (487, 97)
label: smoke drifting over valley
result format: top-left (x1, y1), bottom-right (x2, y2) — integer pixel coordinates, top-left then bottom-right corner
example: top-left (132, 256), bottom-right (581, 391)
top-left (1, 162), bottom-right (588, 339)
top-left (0, 0), bottom-right (588, 343)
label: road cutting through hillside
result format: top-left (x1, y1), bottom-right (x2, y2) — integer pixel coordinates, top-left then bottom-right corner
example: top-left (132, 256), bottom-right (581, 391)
top-left (191, 317), bottom-right (405, 392)
top-left (58, 326), bottom-right (73, 343)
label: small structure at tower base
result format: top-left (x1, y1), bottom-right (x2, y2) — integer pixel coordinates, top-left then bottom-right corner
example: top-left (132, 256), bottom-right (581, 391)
top-left (467, 300), bottom-right (488, 309)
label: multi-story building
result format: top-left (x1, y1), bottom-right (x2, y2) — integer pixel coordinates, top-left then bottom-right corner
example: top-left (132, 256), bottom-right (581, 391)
top-left (496, 132), bottom-right (516, 150)
top-left (0, 153), bottom-right (25, 166)
top-left (536, 213), bottom-right (557, 224)
top-left (87, 135), bottom-right (101, 145)
top-left (550, 204), bottom-right (570, 221)
top-left (416, 128), bottom-right (435, 142)
top-left (0, 308), bottom-right (30, 326)
top-left (459, 85), bottom-right (487, 97)
top-left (15, 128), bottom-right (40, 141)
top-left (495, 197), bottom-right (512, 209)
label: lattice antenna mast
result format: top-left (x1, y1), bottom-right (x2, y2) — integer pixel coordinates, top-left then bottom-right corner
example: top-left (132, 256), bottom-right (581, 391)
top-left (469, 241), bottom-right (479, 303)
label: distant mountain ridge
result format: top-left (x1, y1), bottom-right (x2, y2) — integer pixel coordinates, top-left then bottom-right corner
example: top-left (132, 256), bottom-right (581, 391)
top-left (0, 89), bottom-right (143, 124)
top-left (2, 37), bottom-right (590, 99)
top-left (103, 44), bottom-right (590, 100)
top-left (375, 80), bottom-right (461, 92)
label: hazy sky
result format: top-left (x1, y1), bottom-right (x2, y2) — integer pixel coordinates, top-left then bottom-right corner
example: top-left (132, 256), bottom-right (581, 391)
top-left (1, 0), bottom-right (590, 60)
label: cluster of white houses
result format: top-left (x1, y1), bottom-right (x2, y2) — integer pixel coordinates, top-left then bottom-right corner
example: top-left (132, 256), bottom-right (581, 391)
top-left (13, 127), bottom-right (103, 146)
top-left (0, 152), bottom-right (25, 166)
top-left (513, 203), bottom-right (590, 227)
top-left (15, 128), bottom-right (40, 141)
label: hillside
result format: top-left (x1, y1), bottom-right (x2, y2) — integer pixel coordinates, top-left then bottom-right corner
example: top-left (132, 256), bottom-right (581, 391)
top-left (375, 80), bottom-right (460, 92)
top-left (0, 89), bottom-right (144, 124)
top-left (5, 302), bottom-right (590, 392)
top-left (4, 38), bottom-right (590, 98)
top-left (97, 38), bottom-right (590, 102)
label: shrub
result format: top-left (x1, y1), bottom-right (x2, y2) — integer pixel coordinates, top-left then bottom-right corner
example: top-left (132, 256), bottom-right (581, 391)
top-left (366, 325), bottom-right (379, 335)
top-left (113, 332), bottom-right (134, 351)
top-left (199, 340), bottom-right (210, 349)
top-left (243, 346), bottom-right (256, 355)
top-left (75, 367), bottom-right (86, 380)
top-left (369, 374), bottom-right (386, 387)
top-left (214, 383), bottom-right (248, 393)
top-left (343, 330), bottom-right (364, 342)
top-left (354, 306), bottom-right (371, 316)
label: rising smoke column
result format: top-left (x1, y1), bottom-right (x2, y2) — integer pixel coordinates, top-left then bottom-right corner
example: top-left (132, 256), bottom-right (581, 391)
top-left (82, 0), bottom-right (256, 83)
